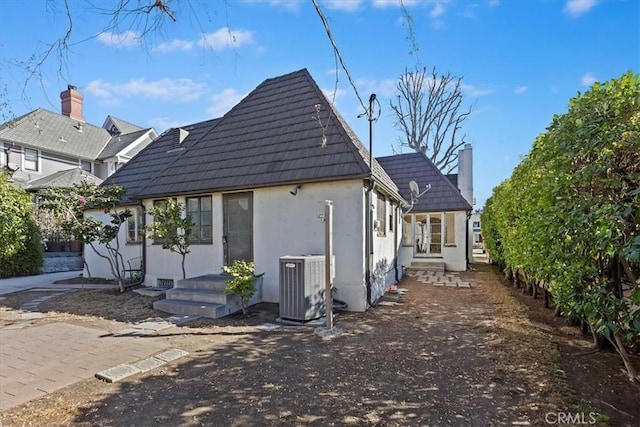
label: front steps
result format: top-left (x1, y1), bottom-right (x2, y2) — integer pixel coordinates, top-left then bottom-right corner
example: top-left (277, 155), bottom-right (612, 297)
top-left (409, 258), bottom-right (445, 272)
top-left (153, 274), bottom-right (263, 319)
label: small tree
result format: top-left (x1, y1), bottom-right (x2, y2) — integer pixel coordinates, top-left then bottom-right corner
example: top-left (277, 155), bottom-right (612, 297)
top-left (146, 198), bottom-right (193, 280)
top-left (222, 260), bottom-right (264, 316)
top-left (39, 182), bottom-right (132, 292)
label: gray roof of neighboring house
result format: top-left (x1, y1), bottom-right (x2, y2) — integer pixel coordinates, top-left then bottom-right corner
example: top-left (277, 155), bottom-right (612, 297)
top-left (26, 167), bottom-right (103, 190)
top-left (103, 118), bottom-right (221, 204)
top-left (0, 108), bottom-right (111, 160)
top-left (376, 152), bottom-right (472, 212)
top-left (105, 116), bottom-right (144, 135)
top-left (97, 128), bottom-right (153, 160)
top-left (106, 69), bottom-right (401, 201)
top-left (445, 173), bottom-right (458, 188)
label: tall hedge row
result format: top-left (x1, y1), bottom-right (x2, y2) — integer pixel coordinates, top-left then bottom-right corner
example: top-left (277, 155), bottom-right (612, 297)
top-left (0, 171), bottom-right (43, 277)
top-left (481, 72), bottom-right (640, 381)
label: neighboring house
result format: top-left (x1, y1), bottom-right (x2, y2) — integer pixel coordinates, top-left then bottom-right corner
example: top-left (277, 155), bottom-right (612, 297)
top-left (0, 85), bottom-right (157, 190)
top-left (377, 147), bottom-right (473, 272)
top-left (470, 211), bottom-right (484, 254)
top-left (86, 69), bottom-right (405, 312)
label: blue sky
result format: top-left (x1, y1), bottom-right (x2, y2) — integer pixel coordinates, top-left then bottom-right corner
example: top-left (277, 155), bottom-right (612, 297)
top-left (1, 0), bottom-right (638, 208)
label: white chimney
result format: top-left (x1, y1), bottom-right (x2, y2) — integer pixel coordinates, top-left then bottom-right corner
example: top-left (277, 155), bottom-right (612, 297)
top-left (458, 143), bottom-right (473, 206)
top-left (60, 85), bottom-right (85, 122)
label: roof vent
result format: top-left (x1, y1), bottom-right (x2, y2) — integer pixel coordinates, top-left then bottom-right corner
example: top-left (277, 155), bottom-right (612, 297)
top-left (174, 128), bottom-right (189, 146)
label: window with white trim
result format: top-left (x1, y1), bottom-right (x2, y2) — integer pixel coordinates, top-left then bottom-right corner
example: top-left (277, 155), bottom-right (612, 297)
top-left (24, 148), bottom-right (39, 171)
top-left (376, 193), bottom-right (386, 236)
top-left (187, 196), bottom-right (213, 244)
top-left (126, 207), bottom-right (144, 244)
top-left (445, 212), bottom-right (456, 245)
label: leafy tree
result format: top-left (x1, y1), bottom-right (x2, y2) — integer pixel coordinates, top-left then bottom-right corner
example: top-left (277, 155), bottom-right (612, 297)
top-left (39, 182), bottom-right (132, 292)
top-left (146, 198), bottom-right (193, 280)
top-left (222, 260), bottom-right (264, 316)
top-left (390, 66), bottom-right (471, 173)
top-left (0, 170), bottom-right (43, 277)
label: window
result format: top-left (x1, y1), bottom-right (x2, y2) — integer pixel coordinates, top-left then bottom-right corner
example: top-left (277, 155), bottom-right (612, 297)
top-left (187, 196), bottom-right (212, 244)
top-left (376, 193), bottom-right (386, 236)
top-left (126, 207), bottom-right (144, 244)
top-left (445, 212), bottom-right (456, 245)
top-left (402, 215), bottom-right (413, 246)
top-left (24, 148), bottom-right (39, 171)
top-left (81, 160), bottom-right (92, 173)
top-left (152, 199), bottom-right (169, 244)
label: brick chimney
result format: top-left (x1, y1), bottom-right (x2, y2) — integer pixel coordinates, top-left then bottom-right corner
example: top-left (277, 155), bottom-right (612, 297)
top-left (60, 85), bottom-right (85, 122)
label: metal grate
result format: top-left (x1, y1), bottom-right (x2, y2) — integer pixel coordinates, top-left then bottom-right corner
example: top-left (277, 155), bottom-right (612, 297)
top-left (157, 278), bottom-right (175, 289)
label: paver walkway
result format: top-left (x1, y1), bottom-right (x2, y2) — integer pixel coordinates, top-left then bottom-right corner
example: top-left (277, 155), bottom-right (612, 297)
top-left (406, 269), bottom-right (474, 288)
top-left (0, 323), bottom-right (167, 410)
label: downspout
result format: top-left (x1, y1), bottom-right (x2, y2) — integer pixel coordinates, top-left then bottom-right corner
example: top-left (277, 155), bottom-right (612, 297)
top-left (365, 93), bottom-right (377, 308)
top-left (123, 201), bottom-right (146, 289)
top-left (466, 210), bottom-right (471, 270)
top-left (394, 202), bottom-right (400, 282)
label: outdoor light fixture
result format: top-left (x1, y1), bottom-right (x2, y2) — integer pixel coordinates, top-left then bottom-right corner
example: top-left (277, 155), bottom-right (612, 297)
top-left (290, 185), bottom-right (301, 196)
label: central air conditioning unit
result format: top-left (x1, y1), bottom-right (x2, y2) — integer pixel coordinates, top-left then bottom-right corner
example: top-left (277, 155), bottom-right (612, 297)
top-left (279, 255), bottom-right (330, 321)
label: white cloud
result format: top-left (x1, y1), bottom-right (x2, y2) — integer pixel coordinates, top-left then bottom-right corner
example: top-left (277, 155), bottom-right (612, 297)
top-left (148, 117), bottom-right (187, 132)
top-left (206, 88), bottom-right (245, 118)
top-left (321, 87), bottom-right (347, 103)
top-left (463, 5), bottom-right (478, 18)
top-left (461, 83), bottom-right (494, 97)
top-left (96, 30), bottom-right (140, 48)
top-left (515, 86), bottom-right (528, 95)
top-left (356, 78), bottom-right (397, 99)
top-left (488, 0), bottom-right (500, 7)
top-left (324, 0), bottom-right (363, 11)
top-left (86, 78), bottom-right (207, 104)
top-left (581, 73), bottom-right (597, 86)
top-left (243, 0), bottom-right (300, 11)
top-left (198, 27), bottom-right (254, 51)
top-left (154, 39), bottom-right (194, 53)
top-left (564, 0), bottom-right (598, 18)
top-left (430, 3), bottom-right (445, 18)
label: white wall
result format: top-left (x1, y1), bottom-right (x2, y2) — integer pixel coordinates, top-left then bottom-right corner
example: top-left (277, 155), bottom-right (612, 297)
top-left (398, 211), bottom-right (468, 272)
top-left (84, 179), bottom-right (404, 312)
top-left (371, 192), bottom-right (402, 303)
top-left (83, 209), bottom-right (144, 279)
top-left (253, 180), bottom-right (367, 311)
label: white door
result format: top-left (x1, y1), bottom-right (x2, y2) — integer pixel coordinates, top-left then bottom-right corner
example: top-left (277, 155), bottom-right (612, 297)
top-left (414, 213), bottom-right (442, 257)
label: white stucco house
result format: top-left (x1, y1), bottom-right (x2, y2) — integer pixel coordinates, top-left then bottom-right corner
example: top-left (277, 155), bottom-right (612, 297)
top-left (85, 69), bottom-right (406, 314)
top-left (377, 147), bottom-right (474, 272)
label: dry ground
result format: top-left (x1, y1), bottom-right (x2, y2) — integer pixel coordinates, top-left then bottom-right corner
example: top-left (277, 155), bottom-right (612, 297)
top-left (0, 264), bottom-right (638, 426)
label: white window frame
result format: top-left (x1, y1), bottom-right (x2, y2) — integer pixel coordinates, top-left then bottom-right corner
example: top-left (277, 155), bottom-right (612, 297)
top-left (126, 207), bottom-right (144, 244)
top-left (24, 148), bottom-right (40, 172)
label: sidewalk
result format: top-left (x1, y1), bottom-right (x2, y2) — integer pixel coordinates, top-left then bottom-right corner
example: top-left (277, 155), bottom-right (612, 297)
top-left (0, 271), bottom-right (82, 296)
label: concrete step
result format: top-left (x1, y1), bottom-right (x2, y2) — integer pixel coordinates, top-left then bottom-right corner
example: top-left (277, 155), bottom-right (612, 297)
top-left (410, 260), bottom-right (445, 272)
top-left (166, 288), bottom-right (229, 305)
top-left (154, 299), bottom-right (227, 318)
top-left (177, 274), bottom-right (229, 291)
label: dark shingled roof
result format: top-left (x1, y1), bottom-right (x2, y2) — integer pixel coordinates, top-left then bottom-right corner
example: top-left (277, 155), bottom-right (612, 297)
top-left (376, 152), bottom-right (472, 212)
top-left (105, 69), bottom-right (400, 201)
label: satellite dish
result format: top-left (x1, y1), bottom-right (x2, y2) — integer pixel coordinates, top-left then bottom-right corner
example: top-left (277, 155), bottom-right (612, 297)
top-left (7, 162), bottom-right (20, 172)
top-left (409, 180), bottom-right (419, 204)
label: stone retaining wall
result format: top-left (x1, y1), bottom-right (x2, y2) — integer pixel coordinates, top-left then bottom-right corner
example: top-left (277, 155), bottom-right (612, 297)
top-left (41, 252), bottom-right (83, 273)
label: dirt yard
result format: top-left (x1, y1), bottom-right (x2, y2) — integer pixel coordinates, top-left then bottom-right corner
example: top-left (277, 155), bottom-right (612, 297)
top-left (0, 264), bottom-right (638, 426)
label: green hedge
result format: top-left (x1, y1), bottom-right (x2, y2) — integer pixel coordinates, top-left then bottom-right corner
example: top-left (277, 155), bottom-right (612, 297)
top-left (0, 171), bottom-right (43, 278)
top-left (482, 71), bottom-right (639, 381)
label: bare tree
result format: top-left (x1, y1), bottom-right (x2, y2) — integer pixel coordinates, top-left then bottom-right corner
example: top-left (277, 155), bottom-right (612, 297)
top-left (390, 66), bottom-right (472, 173)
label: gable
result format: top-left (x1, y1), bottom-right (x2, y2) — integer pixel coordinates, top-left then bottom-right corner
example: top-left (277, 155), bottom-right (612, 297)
top-left (377, 152), bottom-right (471, 212)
